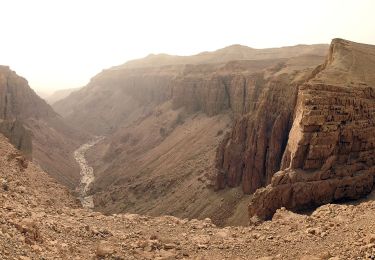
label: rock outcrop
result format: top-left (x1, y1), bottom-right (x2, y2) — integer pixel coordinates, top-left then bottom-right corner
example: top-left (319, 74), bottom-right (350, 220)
top-left (0, 119), bottom-right (32, 158)
top-left (248, 39), bottom-right (375, 219)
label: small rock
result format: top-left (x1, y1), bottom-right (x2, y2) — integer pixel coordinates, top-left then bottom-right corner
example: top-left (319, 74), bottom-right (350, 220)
top-left (300, 256), bottom-right (322, 260)
top-left (197, 244), bottom-right (208, 249)
top-left (1, 179), bottom-right (8, 191)
top-left (367, 234), bottom-right (375, 244)
top-left (96, 241), bottom-right (114, 257)
top-left (19, 256), bottom-right (31, 260)
top-left (16, 156), bottom-right (28, 169)
top-left (216, 230), bottom-right (230, 239)
top-left (164, 243), bottom-right (176, 250)
top-left (306, 228), bottom-right (320, 235)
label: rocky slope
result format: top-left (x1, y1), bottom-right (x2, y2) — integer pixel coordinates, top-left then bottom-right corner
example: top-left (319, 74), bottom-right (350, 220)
top-left (3, 132), bottom-right (375, 259)
top-left (246, 39), bottom-right (375, 219)
top-left (53, 43), bottom-right (328, 225)
top-left (0, 66), bottom-right (88, 188)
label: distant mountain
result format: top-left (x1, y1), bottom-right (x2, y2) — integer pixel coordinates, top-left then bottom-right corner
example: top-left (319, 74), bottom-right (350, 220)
top-left (34, 89), bottom-right (52, 100)
top-left (54, 43), bottom-right (329, 135)
top-left (45, 87), bottom-right (80, 105)
top-left (117, 43), bottom-right (328, 69)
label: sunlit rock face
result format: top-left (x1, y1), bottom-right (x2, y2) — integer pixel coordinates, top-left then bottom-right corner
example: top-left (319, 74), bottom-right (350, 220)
top-left (248, 39), bottom-right (375, 219)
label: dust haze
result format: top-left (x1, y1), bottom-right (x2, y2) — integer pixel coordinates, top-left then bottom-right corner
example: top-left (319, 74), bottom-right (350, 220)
top-left (1, 1), bottom-right (375, 259)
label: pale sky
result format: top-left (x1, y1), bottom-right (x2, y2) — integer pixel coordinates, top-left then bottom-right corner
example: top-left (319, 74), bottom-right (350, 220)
top-left (1, 0), bottom-right (374, 95)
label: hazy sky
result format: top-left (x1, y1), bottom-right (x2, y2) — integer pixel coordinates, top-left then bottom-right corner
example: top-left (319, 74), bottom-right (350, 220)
top-left (1, 0), bottom-right (374, 94)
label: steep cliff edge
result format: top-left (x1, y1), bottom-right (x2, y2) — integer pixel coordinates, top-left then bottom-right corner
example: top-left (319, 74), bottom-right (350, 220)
top-left (215, 71), bottom-right (310, 194)
top-left (0, 66), bottom-right (88, 188)
top-left (248, 39), bottom-right (375, 220)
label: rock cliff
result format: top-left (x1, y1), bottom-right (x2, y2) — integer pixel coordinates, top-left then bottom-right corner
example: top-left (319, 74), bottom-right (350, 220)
top-left (0, 66), bottom-right (88, 188)
top-left (215, 71), bottom-right (306, 194)
top-left (248, 39), bottom-right (375, 219)
top-left (53, 44), bottom-right (328, 135)
top-left (0, 119), bottom-right (32, 158)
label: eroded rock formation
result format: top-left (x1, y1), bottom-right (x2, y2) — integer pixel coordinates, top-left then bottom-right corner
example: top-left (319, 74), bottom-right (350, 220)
top-left (248, 39), bottom-right (375, 219)
top-left (215, 72), bottom-right (305, 194)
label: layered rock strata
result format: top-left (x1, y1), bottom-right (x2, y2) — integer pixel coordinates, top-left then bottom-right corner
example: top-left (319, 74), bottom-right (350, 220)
top-left (248, 39), bottom-right (375, 219)
top-left (54, 44), bottom-right (328, 135)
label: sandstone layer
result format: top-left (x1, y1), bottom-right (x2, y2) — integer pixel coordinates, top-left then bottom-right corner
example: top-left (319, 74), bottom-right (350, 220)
top-left (248, 39), bottom-right (375, 219)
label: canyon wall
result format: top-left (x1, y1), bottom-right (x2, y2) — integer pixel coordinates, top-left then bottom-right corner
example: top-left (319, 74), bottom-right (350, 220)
top-left (248, 39), bottom-right (375, 219)
top-left (54, 44), bottom-right (328, 135)
top-left (215, 72), bottom-right (303, 194)
top-left (0, 66), bottom-right (88, 188)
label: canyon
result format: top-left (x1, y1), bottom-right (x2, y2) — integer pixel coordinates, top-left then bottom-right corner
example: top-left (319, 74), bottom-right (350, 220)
top-left (53, 42), bottom-right (331, 225)
top-left (1, 38), bottom-right (375, 259)
top-left (53, 39), bottom-right (375, 225)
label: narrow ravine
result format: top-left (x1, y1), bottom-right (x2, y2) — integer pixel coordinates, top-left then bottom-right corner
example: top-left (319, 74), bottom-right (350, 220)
top-left (74, 136), bottom-right (104, 208)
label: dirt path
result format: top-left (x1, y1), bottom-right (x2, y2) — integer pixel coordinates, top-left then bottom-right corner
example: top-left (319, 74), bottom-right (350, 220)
top-left (73, 136), bottom-right (104, 208)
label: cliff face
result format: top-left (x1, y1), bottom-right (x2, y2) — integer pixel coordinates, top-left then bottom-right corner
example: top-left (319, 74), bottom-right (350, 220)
top-left (0, 119), bottom-right (32, 158)
top-left (248, 39), bottom-right (375, 219)
top-left (0, 66), bottom-right (88, 188)
top-left (214, 72), bottom-right (308, 194)
top-left (54, 44), bottom-right (328, 135)
top-left (0, 66), bottom-right (56, 120)
top-left (53, 66), bottom-right (180, 134)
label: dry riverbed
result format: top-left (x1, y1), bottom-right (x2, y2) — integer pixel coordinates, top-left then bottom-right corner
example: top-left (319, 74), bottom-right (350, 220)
top-left (74, 136), bottom-right (104, 208)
